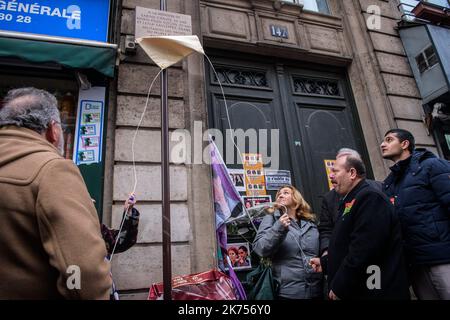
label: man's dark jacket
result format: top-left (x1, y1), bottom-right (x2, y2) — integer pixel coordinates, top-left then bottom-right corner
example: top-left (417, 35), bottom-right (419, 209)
top-left (319, 180), bottom-right (381, 254)
top-left (326, 180), bottom-right (410, 300)
top-left (383, 148), bottom-right (450, 266)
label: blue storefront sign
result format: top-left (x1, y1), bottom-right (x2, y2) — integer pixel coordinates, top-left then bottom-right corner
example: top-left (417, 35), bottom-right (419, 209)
top-left (0, 0), bottom-right (110, 42)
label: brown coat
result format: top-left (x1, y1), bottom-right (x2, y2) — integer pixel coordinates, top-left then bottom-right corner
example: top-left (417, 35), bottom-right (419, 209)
top-left (0, 126), bottom-right (112, 299)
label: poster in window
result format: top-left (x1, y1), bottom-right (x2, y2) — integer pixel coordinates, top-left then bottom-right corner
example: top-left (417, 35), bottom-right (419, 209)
top-left (73, 87), bottom-right (105, 165)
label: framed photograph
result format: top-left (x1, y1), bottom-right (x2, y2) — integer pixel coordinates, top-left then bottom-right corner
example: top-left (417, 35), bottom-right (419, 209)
top-left (224, 242), bottom-right (252, 271)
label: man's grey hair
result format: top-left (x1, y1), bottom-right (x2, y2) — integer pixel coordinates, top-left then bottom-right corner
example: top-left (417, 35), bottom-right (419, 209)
top-left (336, 148), bottom-right (366, 178)
top-left (336, 148), bottom-right (362, 160)
top-left (0, 87), bottom-right (61, 133)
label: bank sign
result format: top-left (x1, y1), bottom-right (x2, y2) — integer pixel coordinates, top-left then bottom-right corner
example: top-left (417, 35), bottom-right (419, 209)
top-left (0, 0), bottom-right (110, 42)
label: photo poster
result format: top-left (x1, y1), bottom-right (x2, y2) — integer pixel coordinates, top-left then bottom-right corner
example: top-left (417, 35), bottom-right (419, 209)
top-left (224, 242), bottom-right (252, 271)
top-left (265, 170), bottom-right (292, 190)
top-left (73, 87), bottom-right (106, 165)
top-left (242, 195), bottom-right (272, 209)
top-left (228, 169), bottom-right (246, 193)
top-left (243, 153), bottom-right (266, 196)
top-left (324, 159), bottom-right (336, 190)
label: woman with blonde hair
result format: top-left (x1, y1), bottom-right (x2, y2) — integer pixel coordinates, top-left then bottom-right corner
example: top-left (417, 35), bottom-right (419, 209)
top-left (252, 185), bottom-right (322, 299)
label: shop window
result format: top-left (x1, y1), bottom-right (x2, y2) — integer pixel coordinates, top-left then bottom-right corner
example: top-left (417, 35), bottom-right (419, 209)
top-left (415, 45), bottom-right (439, 73)
top-left (56, 91), bottom-right (77, 160)
top-left (284, 0), bottom-right (330, 14)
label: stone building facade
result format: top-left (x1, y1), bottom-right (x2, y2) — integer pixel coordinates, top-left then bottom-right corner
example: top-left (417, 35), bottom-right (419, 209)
top-left (107, 0), bottom-right (436, 299)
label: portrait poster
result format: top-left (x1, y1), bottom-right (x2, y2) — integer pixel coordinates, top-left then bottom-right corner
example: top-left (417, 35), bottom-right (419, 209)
top-left (224, 242), bottom-right (252, 271)
top-left (242, 195), bottom-right (272, 209)
top-left (228, 168), bottom-right (246, 193)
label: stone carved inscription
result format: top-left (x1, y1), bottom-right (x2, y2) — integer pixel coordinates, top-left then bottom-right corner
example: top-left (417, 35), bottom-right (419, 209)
top-left (135, 7), bottom-right (192, 38)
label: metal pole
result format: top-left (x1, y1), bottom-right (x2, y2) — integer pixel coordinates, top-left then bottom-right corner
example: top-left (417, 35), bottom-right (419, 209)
top-left (160, 0), bottom-right (172, 301)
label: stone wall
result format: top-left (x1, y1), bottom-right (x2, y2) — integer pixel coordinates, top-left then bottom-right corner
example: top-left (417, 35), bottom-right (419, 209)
top-left (334, 0), bottom-right (436, 179)
top-left (200, 0), bottom-right (352, 66)
top-left (357, 0), bottom-right (437, 157)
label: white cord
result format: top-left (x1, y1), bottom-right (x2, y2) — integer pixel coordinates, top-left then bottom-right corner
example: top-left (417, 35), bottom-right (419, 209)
top-left (109, 68), bottom-right (163, 263)
top-left (111, 53), bottom-right (254, 260)
top-left (204, 55), bottom-right (253, 192)
top-left (108, 209), bottom-right (127, 262)
top-left (131, 68), bottom-right (164, 195)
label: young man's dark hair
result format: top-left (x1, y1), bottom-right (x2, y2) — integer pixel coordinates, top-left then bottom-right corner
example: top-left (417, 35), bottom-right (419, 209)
top-left (384, 129), bottom-right (415, 152)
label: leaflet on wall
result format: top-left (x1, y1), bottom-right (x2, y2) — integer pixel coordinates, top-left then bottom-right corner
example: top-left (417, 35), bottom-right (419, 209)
top-left (243, 153), bottom-right (266, 196)
top-left (73, 87), bottom-right (105, 165)
top-left (265, 170), bottom-right (292, 190)
top-left (324, 159), bottom-right (336, 190)
top-left (228, 168), bottom-right (246, 193)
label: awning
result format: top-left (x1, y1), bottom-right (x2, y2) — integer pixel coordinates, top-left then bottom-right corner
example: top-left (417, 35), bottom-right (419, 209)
top-left (0, 33), bottom-right (117, 78)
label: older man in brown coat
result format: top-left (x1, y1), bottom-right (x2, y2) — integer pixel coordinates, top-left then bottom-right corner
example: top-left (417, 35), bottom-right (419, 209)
top-left (0, 87), bottom-right (111, 299)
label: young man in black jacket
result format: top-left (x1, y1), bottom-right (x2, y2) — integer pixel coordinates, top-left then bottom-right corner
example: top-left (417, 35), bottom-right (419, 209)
top-left (381, 129), bottom-right (450, 300)
top-left (311, 151), bottom-right (410, 300)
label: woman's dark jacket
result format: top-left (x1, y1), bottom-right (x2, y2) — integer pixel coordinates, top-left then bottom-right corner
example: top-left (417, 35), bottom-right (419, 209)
top-left (253, 210), bottom-right (322, 299)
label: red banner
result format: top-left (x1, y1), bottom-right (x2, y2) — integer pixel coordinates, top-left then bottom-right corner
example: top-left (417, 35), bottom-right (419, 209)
top-left (148, 269), bottom-right (238, 300)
